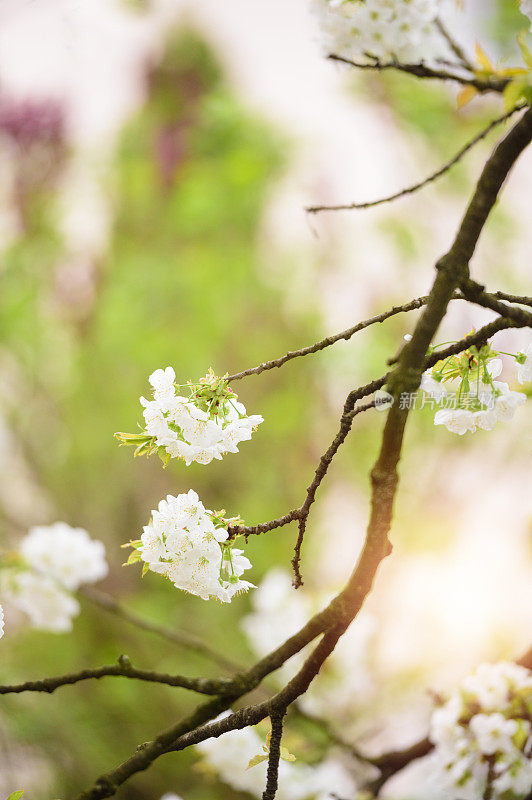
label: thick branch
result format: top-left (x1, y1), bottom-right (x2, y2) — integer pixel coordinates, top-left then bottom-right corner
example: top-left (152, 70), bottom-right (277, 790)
top-left (262, 711), bottom-right (286, 800)
top-left (493, 291), bottom-right (532, 307)
top-left (307, 107), bottom-right (524, 214)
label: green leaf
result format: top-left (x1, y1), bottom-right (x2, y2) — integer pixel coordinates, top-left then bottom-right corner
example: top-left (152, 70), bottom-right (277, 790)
top-left (142, 562), bottom-right (150, 577)
top-left (280, 746), bottom-right (296, 762)
top-left (6, 791), bottom-right (25, 800)
top-left (246, 754), bottom-right (268, 770)
top-left (124, 550), bottom-right (142, 566)
top-left (158, 446), bottom-right (171, 467)
top-left (503, 77), bottom-right (527, 111)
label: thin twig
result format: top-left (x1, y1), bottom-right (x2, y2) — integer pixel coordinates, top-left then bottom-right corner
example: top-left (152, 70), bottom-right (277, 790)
top-left (0, 657), bottom-right (232, 697)
top-left (328, 53), bottom-right (508, 93)
top-left (80, 586), bottom-right (241, 673)
top-left (435, 17), bottom-right (475, 72)
top-left (306, 106), bottom-right (525, 214)
top-left (231, 315), bottom-right (531, 547)
top-left (460, 280), bottom-right (532, 326)
top-left (226, 296), bottom-right (431, 382)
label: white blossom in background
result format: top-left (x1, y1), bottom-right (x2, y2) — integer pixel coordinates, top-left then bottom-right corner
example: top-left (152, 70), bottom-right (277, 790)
top-left (0, 603), bottom-right (4, 639)
top-left (117, 367), bottom-right (263, 467)
top-left (196, 712), bottom-right (357, 800)
top-left (20, 522), bottom-right (108, 590)
top-left (160, 795), bottom-right (184, 800)
top-left (429, 662), bottom-right (532, 800)
top-left (0, 522), bottom-right (107, 633)
top-left (242, 570), bottom-right (375, 722)
top-left (126, 490), bottom-right (254, 603)
top-left (311, 0), bottom-right (445, 64)
top-left (1, 571), bottom-right (80, 632)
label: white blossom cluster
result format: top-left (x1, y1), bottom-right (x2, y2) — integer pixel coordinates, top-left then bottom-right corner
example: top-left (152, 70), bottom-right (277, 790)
top-left (430, 662), bottom-right (532, 800)
top-left (133, 366), bottom-right (263, 466)
top-left (1, 522), bottom-right (108, 633)
top-left (0, 603), bottom-right (4, 640)
top-left (127, 490), bottom-right (254, 603)
top-left (422, 348), bottom-right (529, 436)
top-left (20, 522), bottom-right (108, 590)
top-left (196, 711), bottom-right (357, 800)
top-left (311, 0), bottom-right (444, 64)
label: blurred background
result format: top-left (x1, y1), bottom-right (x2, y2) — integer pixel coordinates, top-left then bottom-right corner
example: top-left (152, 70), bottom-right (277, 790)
top-left (0, 0), bottom-right (531, 798)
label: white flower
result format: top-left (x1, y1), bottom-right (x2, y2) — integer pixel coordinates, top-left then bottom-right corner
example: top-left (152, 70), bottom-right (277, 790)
top-left (472, 407), bottom-right (498, 431)
top-left (0, 603), bottom-right (4, 639)
top-left (434, 408), bottom-right (476, 435)
top-left (421, 371), bottom-right (447, 402)
top-left (311, 0), bottom-right (443, 64)
top-left (469, 713), bottom-right (519, 756)
top-left (148, 366), bottom-right (176, 402)
top-left (20, 522), bottom-right (108, 591)
top-left (492, 381), bottom-right (527, 422)
top-left (1, 571), bottom-right (80, 632)
top-left (138, 368), bottom-right (263, 466)
top-left (493, 754), bottom-right (532, 796)
top-left (430, 662), bottom-right (532, 800)
top-left (132, 491), bottom-right (253, 603)
top-left (160, 795), bottom-right (184, 800)
top-left (516, 343), bottom-right (532, 384)
top-left (486, 358), bottom-right (503, 379)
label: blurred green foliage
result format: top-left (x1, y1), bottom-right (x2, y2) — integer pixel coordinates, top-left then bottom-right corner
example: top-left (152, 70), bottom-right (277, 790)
top-left (0, 31), bottom-right (321, 800)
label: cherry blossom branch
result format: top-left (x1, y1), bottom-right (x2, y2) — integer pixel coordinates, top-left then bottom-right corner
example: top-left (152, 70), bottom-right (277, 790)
top-left (327, 53), bottom-right (509, 94)
top-left (80, 586), bottom-right (240, 673)
top-left (226, 295), bottom-right (432, 381)
top-left (307, 106), bottom-right (525, 214)
top-left (435, 17), bottom-right (475, 73)
top-left (72, 104), bottom-right (532, 800)
top-left (230, 315), bottom-right (532, 552)
top-left (0, 656), bottom-right (232, 697)
top-left (460, 281), bottom-right (532, 325)
top-left (262, 710), bottom-right (286, 800)
top-left (493, 291), bottom-right (532, 307)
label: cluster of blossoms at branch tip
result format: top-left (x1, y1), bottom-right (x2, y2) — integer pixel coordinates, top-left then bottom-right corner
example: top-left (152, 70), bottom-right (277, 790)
top-left (311, 0), bottom-right (445, 65)
top-left (0, 523), bottom-right (108, 633)
top-left (116, 366), bottom-right (263, 467)
top-left (430, 661), bottom-right (532, 799)
top-left (0, 603), bottom-right (4, 640)
top-left (124, 490), bottom-right (254, 603)
top-left (420, 341), bottom-right (529, 435)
